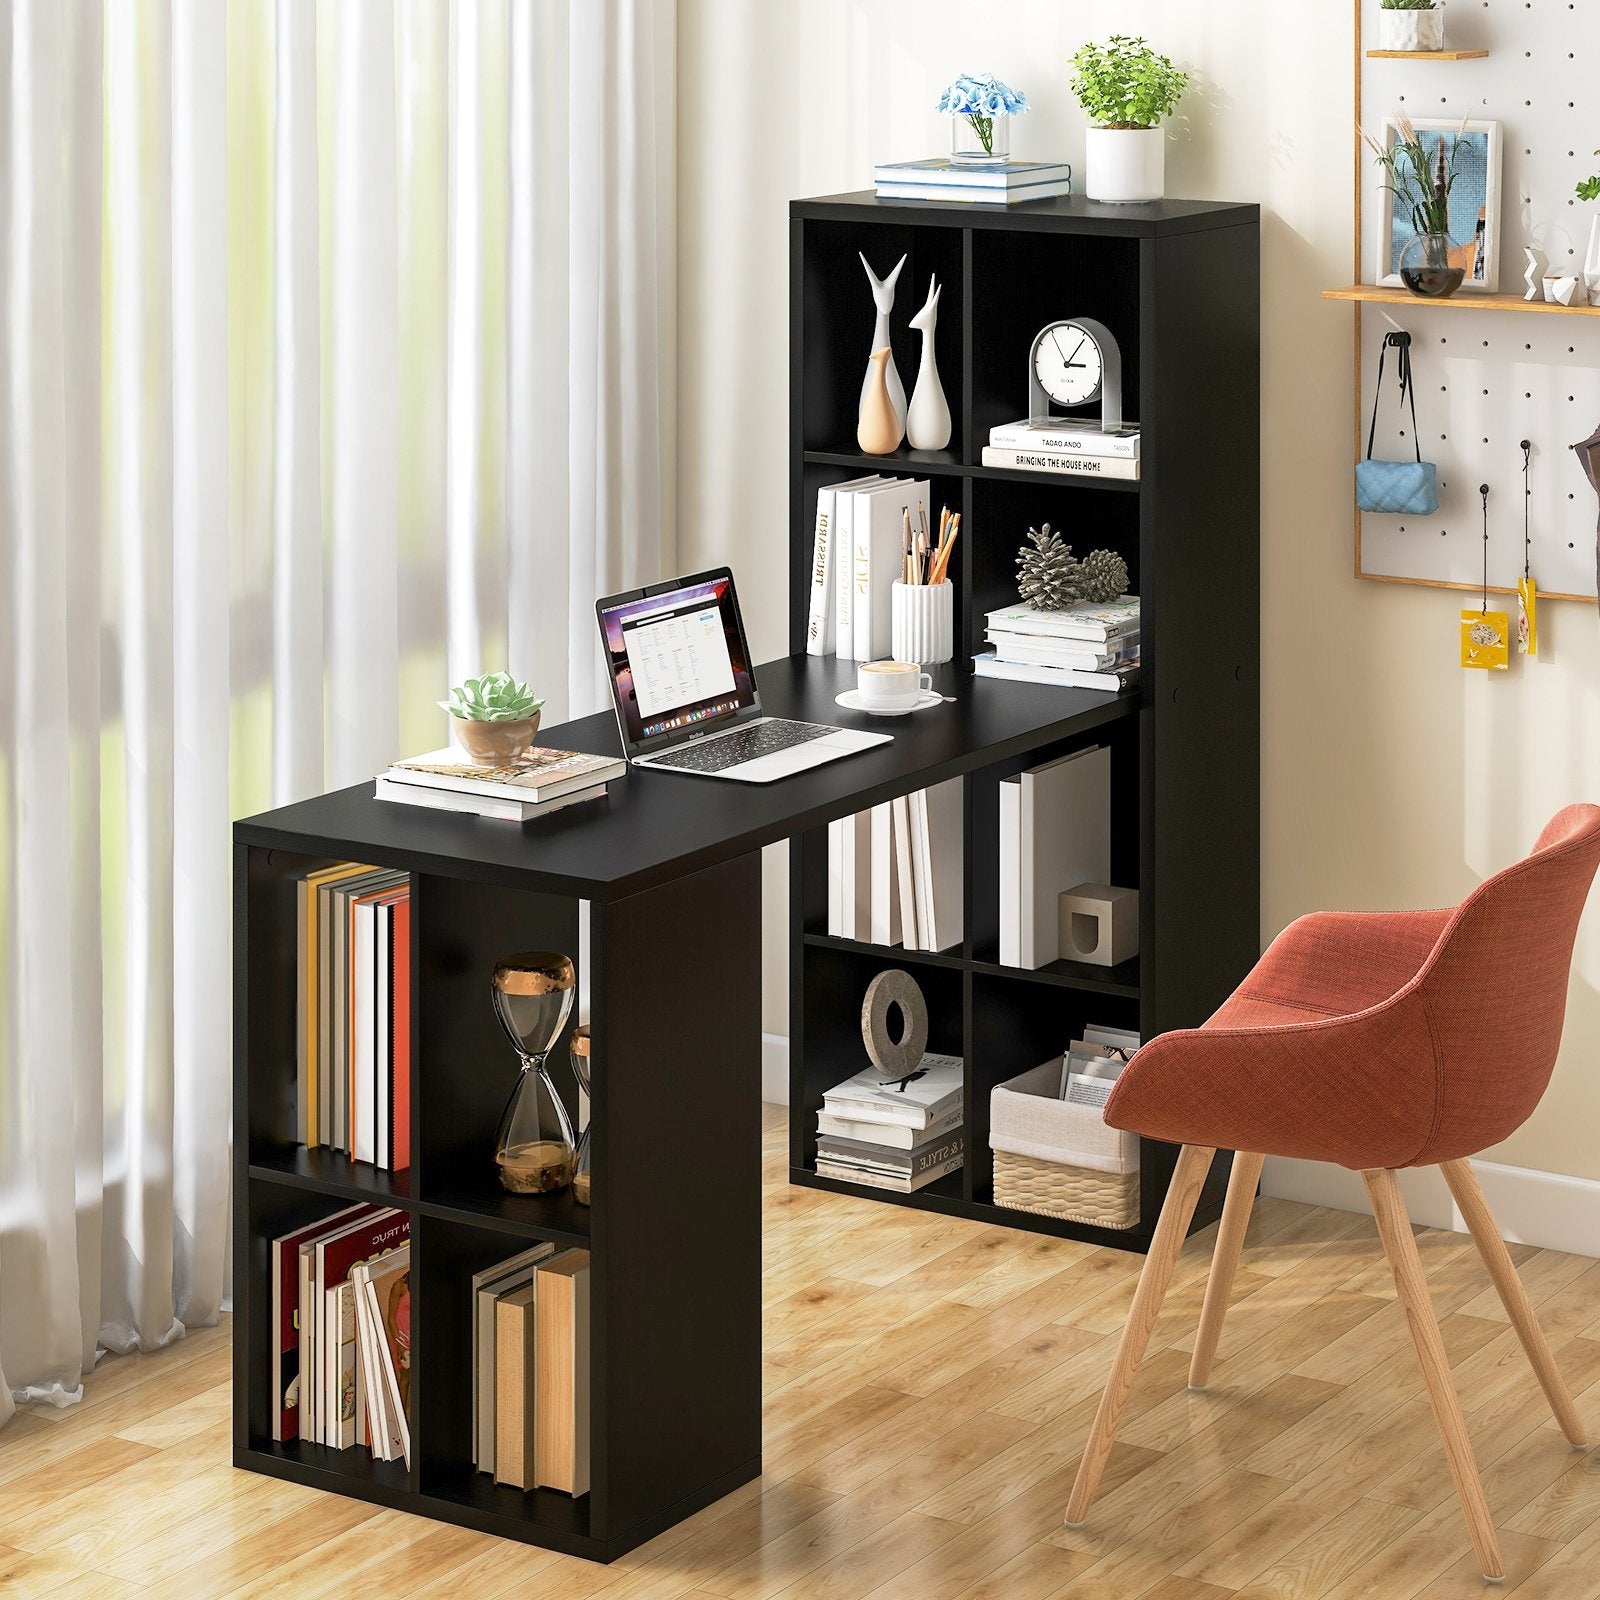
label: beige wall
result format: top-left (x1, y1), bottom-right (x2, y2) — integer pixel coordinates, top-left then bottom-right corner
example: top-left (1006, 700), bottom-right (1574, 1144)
top-left (676, 0), bottom-right (1600, 1180)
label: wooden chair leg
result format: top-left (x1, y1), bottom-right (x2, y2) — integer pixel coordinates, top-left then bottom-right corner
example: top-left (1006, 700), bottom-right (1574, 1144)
top-left (1441, 1157), bottom-right (1588, 1448)
top-left (1364, 1167), bottom-right (1504, 1583)
top-left (1189, 1150), bottom-right (1264, 1389)
top-left (1064, 1144), bottom-right (1215, 1526)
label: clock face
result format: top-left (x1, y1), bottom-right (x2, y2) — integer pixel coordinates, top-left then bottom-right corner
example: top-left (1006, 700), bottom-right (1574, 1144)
top-left (1034, 322), bottom-right (1103, 409)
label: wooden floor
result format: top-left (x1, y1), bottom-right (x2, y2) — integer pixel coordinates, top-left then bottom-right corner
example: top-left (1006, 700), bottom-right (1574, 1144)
top-left (4, 1108), bottom-right (1600, 1600)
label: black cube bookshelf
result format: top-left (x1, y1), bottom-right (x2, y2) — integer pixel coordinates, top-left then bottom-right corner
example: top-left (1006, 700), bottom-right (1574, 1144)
top-left (787, 191), bottom-right (1261, 1251)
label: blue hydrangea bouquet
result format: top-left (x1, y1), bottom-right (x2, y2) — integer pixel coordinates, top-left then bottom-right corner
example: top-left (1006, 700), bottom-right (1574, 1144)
top-left (936, 72), bottom-right (1028, 161)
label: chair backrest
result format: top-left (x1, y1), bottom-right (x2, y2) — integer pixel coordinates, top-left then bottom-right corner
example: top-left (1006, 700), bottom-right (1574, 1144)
top-left (1409, 803), bottom-right (1600, 1164)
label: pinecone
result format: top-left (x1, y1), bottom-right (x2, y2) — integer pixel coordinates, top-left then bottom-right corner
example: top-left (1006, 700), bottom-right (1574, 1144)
top-left (1075, 547), bottom-right (1129, 605)
top-left (1016, 524), bottom-right (1080, 611)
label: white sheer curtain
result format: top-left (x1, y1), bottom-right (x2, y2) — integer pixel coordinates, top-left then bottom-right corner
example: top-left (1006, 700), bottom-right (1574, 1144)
top-left (0, 0), bottom-right (675, 1426)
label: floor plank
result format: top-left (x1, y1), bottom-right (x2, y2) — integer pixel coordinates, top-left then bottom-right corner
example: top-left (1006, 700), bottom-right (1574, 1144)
top-left (0, 1118), bottom-right (1594, 1600)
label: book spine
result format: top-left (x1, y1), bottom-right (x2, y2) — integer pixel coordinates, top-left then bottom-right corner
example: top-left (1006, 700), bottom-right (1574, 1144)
top-left (981, 447), bottom-right (1139, 480)
top-left (872, 183), bottom-right (1071, 204)
top-left (852, 494), bottom-right (875, 662)
top-left (805, 491), bottom-right (836, 656)
top-left (988, 425), bottom-right (1139, 459)
top-left (834, 491), bottom-right (855, 661)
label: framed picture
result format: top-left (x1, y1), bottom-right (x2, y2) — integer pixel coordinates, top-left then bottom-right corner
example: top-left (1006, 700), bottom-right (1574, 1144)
top-left (1374, 118), bottom-right (1502, 293)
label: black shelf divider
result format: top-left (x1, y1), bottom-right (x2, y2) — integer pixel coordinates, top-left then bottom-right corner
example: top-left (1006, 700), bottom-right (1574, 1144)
top-left (788, 189), bottom-right (1260, 1253)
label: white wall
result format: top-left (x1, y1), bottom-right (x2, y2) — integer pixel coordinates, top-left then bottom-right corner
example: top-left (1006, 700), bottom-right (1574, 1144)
top-left (676, 0), bottom-right (1600, 1182)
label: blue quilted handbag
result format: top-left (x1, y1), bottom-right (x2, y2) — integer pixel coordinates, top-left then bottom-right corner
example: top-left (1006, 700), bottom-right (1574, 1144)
top-left (1356, 331), bottom-right (1439, 516)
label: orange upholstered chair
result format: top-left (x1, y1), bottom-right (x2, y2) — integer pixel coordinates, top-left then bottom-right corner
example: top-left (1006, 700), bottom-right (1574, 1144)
top-left (1064, 805), bottom-right (1600, 1582)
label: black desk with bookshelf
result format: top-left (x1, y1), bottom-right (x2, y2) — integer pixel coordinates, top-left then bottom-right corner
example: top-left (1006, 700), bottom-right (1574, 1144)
top-left (232, 189), bottom-right (1259, 1562)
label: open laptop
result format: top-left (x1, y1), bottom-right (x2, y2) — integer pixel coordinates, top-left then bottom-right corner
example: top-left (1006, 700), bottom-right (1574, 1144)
top-left (596, 569), bottom-right (890, 782)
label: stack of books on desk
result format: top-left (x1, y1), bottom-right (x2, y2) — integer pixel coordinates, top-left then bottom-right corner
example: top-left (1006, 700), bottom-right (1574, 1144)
top-left (981, 418), bottom-right (1141, 481)
top-left (974, 598), bottom-right (1140, 691)
top-left (815, 1055), bottom-right (964, 1192)
top-left (873, 158), bottom-right (1073, 206)
top-left (375, 747), bottom-right (624, 822)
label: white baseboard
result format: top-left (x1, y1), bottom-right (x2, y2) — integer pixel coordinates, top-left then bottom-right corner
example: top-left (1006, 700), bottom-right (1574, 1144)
top-left (1261, 1155), bottom-right (1600, 1258)
top-left (762, 1033), bottom-right (790, 1106)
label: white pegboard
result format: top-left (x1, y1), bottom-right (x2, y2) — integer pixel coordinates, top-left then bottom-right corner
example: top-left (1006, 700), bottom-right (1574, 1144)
top-left (1354, 0), bottom-right (1600, 599)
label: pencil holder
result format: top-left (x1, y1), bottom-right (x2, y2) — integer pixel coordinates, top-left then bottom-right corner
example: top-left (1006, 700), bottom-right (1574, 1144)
top-left (891, 581), bottom-right (954, 665)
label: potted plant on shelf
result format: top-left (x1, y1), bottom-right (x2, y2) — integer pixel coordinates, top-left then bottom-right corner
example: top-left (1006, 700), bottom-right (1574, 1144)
top-left (1578, 159), bottom-right (1600, 304)
top-left (439, 672), bottom-right (545, 764)
top-left (1364, 115), bottom-right (1466, 297)
top-left (1068, 35), bottom-right (1188, 204)
top-left (1379, 0), bottom-right (1445, 53)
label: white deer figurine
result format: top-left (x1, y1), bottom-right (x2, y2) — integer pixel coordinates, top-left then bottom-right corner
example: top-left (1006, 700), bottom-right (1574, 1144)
top-left (858, 252), bottom-right (907, 429)
top-left (906, 275), bottom-right (951, 451)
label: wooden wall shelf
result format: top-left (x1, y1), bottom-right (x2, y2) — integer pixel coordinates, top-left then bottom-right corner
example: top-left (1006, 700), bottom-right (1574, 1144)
top-left (1364, 49), bottom-right (1489, 61)
top-left (1323, 285), bottom-right (1600, 317)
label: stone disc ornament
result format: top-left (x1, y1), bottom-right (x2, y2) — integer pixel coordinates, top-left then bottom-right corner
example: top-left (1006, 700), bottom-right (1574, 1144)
top-left (861, 968), bottom-right (930, 1080)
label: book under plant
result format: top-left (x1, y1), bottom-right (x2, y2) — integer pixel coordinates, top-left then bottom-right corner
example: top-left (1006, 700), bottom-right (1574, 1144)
top-left (377, 746), bottom-right (625, 822)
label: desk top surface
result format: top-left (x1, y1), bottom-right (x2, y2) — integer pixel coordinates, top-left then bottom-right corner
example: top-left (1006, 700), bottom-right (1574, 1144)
top-left (236, 656), bottom-right (1136, 900)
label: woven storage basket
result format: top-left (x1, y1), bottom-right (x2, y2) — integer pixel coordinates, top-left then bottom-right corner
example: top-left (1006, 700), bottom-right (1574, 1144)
top-left (990, 1060), bottom-right (1140, 1229)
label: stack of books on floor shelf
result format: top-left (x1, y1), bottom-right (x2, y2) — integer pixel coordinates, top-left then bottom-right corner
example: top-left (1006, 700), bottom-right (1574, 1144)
top-left (293, 863), bottom-right (412, 1170)
top-left (816, 1055), bottom-right (965, 1192)
top-left (872, 157), bottom-right (1073, 206)
top-left (981, 417), bottom-right (1141, 481)
top-left (975, 597), bottom-right (1140, 692)
top-left (375, 746), bottom-right (625, 822)
top-left (270, 1205), bottom-right (412, 1463)
top-left (473, 1245), bottom-right (591, 1496)
top-left (805, 474), bottom-right (938, 660)
top-left (828, 780), bottom-right (963, 952)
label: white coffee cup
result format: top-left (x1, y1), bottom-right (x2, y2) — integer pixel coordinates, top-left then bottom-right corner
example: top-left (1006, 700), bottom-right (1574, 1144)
top-left (857, 660), bottom-right (932, 708)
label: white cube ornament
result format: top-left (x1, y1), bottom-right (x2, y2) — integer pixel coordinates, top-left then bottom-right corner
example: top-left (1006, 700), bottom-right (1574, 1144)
top-left (1058, 883), bottom-right (1138, 968)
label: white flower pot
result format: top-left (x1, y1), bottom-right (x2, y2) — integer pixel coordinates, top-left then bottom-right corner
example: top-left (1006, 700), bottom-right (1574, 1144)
top-left (1378, 10), bottom-right (1444, 50)
top-left (1084, 126), bottom-right (1165, 204)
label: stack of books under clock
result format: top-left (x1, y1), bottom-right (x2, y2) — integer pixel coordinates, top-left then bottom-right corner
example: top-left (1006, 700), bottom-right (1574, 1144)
top-left (981, 417), bottom-right (1141, 482)
top-left (974, 597), bottom-right (1141, 692)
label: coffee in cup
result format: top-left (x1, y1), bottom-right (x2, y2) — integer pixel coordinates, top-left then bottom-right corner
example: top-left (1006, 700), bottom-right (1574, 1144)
top-left (857, 660), bottom-right (933, 708)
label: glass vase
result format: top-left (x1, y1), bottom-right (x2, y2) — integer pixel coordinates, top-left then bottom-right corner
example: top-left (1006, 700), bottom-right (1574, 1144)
top-left (491, 951), bottom-right (579, 1195)
top-left (1399, 231), bottom-right (1464, 299)
top-left (570, 1025), bottom-right (593, 1206)
top-left (950, 112), bottom-right (1009, 166)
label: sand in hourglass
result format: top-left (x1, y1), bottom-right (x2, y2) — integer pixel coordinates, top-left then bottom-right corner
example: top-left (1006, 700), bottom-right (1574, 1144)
top-left (498, 1140), bottom-right (577, 1194)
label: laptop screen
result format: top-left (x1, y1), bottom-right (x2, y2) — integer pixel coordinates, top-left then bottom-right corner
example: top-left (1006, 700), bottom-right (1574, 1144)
top-left (598, 572), bottom-right (757, 748)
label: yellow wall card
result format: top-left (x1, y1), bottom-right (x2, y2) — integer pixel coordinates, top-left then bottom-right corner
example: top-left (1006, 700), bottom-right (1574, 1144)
top-left (1460, 609), bottom-right (1509, 671)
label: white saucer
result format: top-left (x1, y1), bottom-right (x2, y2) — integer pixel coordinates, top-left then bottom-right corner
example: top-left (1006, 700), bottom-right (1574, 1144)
top-left (835, 688), bottom-right (943, 718)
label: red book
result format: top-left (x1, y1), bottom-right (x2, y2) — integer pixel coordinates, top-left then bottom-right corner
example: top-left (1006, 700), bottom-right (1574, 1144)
top-left (391, 895), bottom-right (412, 1172)
top-left (272, 1203), bottom-right (373, 1442)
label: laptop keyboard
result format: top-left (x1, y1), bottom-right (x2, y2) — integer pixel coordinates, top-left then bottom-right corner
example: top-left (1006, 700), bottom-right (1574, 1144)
top-left (647, 720), bottom-right (832, 773)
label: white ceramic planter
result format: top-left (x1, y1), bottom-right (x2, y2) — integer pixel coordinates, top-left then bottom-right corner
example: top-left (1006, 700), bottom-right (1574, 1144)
top-left (1084, 126), bottom-right (1165, 204)
top-left (1378, 10), bottom-right (1444, 50)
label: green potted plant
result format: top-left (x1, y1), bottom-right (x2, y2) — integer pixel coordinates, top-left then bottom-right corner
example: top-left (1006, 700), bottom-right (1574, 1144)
top-left (1068, 35), bottom-right (1188, 204)
top-left (1379, 0), bottom-right (1444, 53)
top-left (439, 671), bottom-right (546, 764)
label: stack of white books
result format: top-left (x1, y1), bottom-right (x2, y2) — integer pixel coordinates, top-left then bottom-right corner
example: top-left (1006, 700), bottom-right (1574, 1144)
top-left (999, 745), bottom-right (1111, 970)
top-left (974, 597), bottom-right (1140, 692)
top-left (873, 158), bottom-right (1073, 206)
top-left (981, 417), bottom-right (1141, 481)
top-left (804, 474), bottom-right (931, 660)
top-left (827, 780), bottom-right (964, 953)
top-left (375, 747), bottom-right (625, 822)
top-left (816, 1055), bottom-right (965, 1192)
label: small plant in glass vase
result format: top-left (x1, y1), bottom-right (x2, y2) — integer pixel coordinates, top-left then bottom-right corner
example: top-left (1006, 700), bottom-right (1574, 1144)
top-left (1578, 158), bottom-right (1600, 305)
top-left (1379, 0), bottom-right (1444, 53)
top-left (439, 671), bottom-right (546, 764)
top-left (936, 72), bottom-right (1028, 166)
top-left (1068, 36), bottom-right (1188, 204)
top-left (1364, 115), bottom-right (1466, 298)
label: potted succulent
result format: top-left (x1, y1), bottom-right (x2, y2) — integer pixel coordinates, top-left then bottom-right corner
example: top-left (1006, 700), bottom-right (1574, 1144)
top-left (439, 672), bottom-right (546, 764)
top-left (1068, 36), bottom-right (1188, 204)
top-left (1379, 0), bottom-right (1444, 53)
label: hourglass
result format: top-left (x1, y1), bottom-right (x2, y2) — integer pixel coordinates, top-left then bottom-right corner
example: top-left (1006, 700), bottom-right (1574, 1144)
top-left (570, 1024), bottom-right (593, 1206)
top-left (491, 951), bottom-right (579, 1195)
